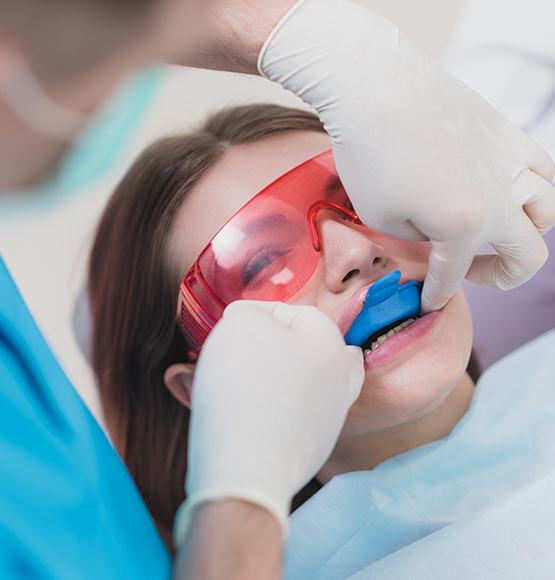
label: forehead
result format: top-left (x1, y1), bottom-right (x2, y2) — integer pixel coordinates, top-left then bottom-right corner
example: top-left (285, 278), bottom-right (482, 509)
top-left (169, 130), bottom-right (331, 275)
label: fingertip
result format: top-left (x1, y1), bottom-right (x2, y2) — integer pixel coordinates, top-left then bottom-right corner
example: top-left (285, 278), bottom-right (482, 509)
top-left (419, 300), bottom-right (432, 316)
top-left (420, 294), bottom-right (441, 315)
top-left (344, 345), bottom-right (364, 398)
top-left (423, 243), bottom-right (472, 314)
top-left (346, 344), bottom-right (363, 362)
top-left (420, 281), bottom-right (449, 315)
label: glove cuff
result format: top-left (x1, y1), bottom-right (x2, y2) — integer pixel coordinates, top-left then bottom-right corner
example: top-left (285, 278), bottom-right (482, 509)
top-left (257, 0), bottom-right (309, 78)
top-left (173, 488), bottom-right (289, 549)
top-left (258, 0), bottom-right (400, 81)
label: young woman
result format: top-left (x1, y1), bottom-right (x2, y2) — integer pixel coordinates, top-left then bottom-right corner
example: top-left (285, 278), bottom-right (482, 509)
top-left (88, 103), bottom-right (481, 549)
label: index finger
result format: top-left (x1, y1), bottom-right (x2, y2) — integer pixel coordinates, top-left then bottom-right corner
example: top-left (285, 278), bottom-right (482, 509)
top-left (421, 240), bottom-right (476, 314)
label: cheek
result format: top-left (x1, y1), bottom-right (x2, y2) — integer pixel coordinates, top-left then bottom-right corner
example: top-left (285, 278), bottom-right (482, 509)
top-left (345, 291), bottom-right (473, 433)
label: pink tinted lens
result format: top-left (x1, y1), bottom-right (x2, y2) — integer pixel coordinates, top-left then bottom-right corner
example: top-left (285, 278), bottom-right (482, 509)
top-left (198, 198), bottom-right (317, 303)
top-left (180, 150), bottom-right (350, 348)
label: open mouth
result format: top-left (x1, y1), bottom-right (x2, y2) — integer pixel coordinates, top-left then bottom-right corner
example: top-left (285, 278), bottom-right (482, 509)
top-left (361, 315), bottom-right (421, 355)
top-left (343, 270), bottom-right (423, 353)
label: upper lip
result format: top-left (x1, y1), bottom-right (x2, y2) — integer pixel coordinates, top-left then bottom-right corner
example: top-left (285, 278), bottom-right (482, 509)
top-left (337, 272), bottom-right (421, 336)
top-left (338, 283), bottom-right (374, 335)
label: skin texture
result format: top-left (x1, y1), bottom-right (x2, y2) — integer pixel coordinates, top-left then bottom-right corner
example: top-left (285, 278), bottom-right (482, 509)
top-left (176, 500), bottom-right (281, 580)
top-left (166, 130), bottom-right (476, 485)
top-left (170, 0), bottom-right (299, 73)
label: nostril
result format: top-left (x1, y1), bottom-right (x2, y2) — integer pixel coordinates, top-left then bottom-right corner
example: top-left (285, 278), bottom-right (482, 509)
top-left (373, 257), bottom-right (382, 265)
top-left (342, 269), bottom-right (360, 283)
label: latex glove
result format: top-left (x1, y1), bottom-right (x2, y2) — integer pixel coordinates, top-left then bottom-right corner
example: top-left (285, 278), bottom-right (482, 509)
top-left (259, 0), bottom-right (555, 312)
top-left (174, 301), bottom-right (364, 544)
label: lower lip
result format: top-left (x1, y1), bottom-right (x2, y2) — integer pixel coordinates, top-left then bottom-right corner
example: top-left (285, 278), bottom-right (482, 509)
top-left (363, 310), bottom-right (443, 371)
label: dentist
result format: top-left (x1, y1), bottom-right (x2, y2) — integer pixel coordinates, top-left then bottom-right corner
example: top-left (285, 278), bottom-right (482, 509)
top-left (1, 1), bottom-right (554, 578)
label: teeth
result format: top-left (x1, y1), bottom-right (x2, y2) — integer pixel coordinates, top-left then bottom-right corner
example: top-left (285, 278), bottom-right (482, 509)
top-left (364, 317), bottom-right (420, 356)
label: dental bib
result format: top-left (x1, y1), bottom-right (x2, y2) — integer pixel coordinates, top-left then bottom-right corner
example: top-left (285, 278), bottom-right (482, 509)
top-left (284, 329), bottom-right (555, 579)
top-left (344, 270), bottom-right (422, 347)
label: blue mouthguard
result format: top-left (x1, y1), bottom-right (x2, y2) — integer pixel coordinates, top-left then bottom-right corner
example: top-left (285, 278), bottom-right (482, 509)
top-left (344, 270), bottom-right (422, 347)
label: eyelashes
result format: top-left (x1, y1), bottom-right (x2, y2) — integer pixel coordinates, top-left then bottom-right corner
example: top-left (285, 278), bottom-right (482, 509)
top-left (241, 247), bottom-right (292, 287)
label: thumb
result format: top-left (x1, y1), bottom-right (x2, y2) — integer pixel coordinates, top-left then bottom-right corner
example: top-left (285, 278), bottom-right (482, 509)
top-left (344, 345), bottom-right (365, 403)
top-left (466, 212), bottom-right (548, 290)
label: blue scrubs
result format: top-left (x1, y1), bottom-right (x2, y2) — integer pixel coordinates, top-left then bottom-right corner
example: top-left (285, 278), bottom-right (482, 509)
top-left (0, 257), bottom-right (170, 578)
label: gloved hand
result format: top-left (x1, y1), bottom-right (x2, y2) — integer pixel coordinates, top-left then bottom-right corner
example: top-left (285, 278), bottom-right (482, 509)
top-left (174, 301), bottom-right (364, 544)
top-left (259, 0), bottom-right (555, 312)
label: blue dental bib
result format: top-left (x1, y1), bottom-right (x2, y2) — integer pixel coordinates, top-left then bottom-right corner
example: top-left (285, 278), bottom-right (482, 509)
top-left (344, 270), bottom-right (422, 347)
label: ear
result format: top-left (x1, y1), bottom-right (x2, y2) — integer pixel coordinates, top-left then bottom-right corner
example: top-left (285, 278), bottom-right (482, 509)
top-left (164, 363), bottom-right (195, 410)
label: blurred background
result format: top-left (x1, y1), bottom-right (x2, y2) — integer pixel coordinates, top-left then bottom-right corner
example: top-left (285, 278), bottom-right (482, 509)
top-left (2, 0), bottom-right (554, 422)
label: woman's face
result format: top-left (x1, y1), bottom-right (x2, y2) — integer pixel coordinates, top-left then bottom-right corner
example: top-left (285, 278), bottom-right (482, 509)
top-left (168, 130), bottom-right (473, 437)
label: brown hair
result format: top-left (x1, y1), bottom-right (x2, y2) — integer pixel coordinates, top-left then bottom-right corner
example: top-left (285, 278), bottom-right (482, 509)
top-left (88, 104), bottom-right (325, 547)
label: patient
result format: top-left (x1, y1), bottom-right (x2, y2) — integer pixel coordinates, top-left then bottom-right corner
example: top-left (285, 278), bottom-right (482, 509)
top-left (87, 104), bottom-right (481, 549)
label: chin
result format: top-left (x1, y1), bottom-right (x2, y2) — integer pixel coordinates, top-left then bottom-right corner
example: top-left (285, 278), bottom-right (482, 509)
top-left (354, 361), bottom-right (466, 432)
top-left (345, 291), bottom-right (473, 433)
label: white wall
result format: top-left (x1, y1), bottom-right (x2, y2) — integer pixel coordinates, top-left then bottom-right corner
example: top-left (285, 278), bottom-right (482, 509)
top-left (0, 1), bottom-right (465, 422)
top-left (361, 0), bottom-right (463, 54)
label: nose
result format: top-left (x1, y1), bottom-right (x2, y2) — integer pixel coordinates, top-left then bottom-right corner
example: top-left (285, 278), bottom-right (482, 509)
top-left (319, 219), bottom-right (388, 293)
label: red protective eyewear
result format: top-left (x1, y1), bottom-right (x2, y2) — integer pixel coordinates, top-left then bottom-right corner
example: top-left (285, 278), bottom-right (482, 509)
top-left (178, 149), bottom-right (361, 349)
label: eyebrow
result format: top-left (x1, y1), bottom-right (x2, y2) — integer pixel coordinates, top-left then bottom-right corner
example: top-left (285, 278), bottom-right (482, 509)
top-left (243, 213), bottom-right (289, 235)
top-left (241, 176), bottom-right (344, 234)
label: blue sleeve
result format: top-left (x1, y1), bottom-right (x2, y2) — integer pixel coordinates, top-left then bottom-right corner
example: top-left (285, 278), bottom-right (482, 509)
top-left (0, 259), bottom-right (170, 579)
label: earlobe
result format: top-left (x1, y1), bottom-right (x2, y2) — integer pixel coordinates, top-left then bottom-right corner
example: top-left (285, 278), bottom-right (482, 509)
top-left (164, 363), bottom-right (195, 409)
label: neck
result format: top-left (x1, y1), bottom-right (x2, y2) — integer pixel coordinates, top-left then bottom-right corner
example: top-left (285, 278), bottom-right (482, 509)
top-left (318, 372), bottom-right (475, 484)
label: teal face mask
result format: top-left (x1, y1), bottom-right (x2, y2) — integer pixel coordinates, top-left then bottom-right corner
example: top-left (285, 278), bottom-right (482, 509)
top-left (0, 65), bottom-right (162, 220)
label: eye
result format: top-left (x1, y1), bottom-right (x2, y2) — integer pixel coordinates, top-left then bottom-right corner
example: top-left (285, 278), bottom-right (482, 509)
top-left (241, 247), bottom-right (292, 287)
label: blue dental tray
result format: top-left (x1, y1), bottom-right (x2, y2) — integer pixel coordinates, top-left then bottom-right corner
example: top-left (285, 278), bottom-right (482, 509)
top-left (344, 270), bottom-right (422, 347)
